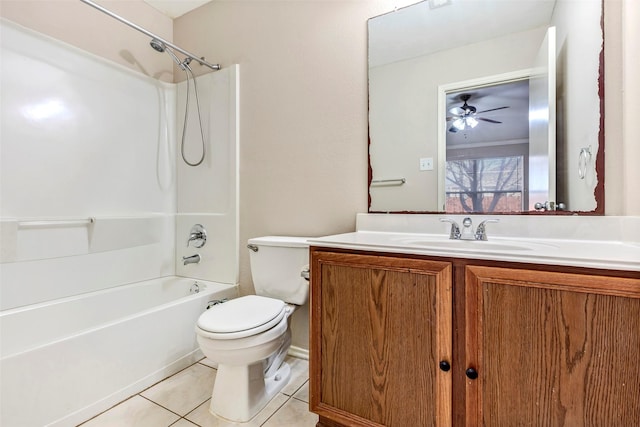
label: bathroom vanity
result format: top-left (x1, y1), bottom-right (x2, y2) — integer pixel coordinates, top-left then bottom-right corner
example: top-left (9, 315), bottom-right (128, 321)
top-left (308, 215), bottom-right (640, 427)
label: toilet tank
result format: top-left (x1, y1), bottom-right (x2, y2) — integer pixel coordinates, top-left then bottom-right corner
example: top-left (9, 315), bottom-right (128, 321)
top-left (247, 236), bottom-right (310, 305)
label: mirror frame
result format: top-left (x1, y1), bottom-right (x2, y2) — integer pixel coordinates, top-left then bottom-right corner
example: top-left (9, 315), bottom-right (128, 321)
top-left (367, 0), bottom-right (605, 215)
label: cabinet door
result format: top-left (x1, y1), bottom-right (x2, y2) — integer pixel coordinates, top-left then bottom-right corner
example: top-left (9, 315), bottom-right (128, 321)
top-left (465, 266), bottom-right (640, 426)
top-left (310, 250), bottom-right (453, 427)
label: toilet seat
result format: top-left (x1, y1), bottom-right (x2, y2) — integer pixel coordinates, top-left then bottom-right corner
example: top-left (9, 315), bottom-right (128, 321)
top-left (196, 295), bottom-right (286, 340)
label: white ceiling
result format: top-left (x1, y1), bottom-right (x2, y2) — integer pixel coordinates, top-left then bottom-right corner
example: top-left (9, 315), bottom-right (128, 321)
top-left (143, 0), bottom-right (213, 18)
top-left (368, 0), bottom-right (556, 68)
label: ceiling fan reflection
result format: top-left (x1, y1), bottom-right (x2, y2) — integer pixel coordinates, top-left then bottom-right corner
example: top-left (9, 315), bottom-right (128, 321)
top-left (447, 93), bottom-right (509, 133)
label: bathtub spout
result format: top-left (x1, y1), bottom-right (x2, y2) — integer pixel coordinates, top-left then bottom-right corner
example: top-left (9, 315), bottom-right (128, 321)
top-left (182, 254), bottom-right (200, 265)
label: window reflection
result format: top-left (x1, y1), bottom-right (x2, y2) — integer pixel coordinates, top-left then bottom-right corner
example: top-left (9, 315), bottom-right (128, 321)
top-left (445, 156), bottom-right (525, 213)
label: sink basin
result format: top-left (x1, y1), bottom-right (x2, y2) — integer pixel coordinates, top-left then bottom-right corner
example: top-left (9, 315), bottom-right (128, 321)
top-left (391, 235), bottom-right (557, 252)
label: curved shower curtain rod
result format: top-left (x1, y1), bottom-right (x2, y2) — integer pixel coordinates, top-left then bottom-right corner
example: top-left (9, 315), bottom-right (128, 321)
top-left (80, 0), bottom-right (221, 71)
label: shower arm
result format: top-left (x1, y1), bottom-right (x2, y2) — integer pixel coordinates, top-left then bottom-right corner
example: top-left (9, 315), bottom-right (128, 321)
top-left (79, 0), bottom-right (221, 71)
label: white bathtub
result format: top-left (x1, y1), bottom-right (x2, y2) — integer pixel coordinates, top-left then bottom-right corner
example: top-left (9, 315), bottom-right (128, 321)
top-left (0, 276), bottom-right (238, 427)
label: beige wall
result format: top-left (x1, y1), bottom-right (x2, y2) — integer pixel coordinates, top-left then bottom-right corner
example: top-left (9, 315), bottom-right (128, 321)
top-left (622, 0), bottom-right (640, 214)
top-left (0, 0), bottom-right (175, 82)
top-left (604, 0), bottom-right (639, 215)
top-left (174, 1), bottom-right (393, 349)
top-left (174, 1), bottom-right (388, 255)
top-left (174, 1), bottom-right (388, 284)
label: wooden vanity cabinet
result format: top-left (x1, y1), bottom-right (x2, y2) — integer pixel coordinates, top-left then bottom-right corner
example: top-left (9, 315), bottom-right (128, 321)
top-left (309, 247), bottom-right (640, 427)
top-left (465, 265), bottom-right (640, 426)
top-left (309, 250), bottom-right (453, 427)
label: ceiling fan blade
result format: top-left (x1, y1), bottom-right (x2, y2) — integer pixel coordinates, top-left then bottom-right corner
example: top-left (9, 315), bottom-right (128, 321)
top-left (448, 126), bottom-right (459, 133)
top-left (476, 106), bottom-right (509, 114)
top-left (478, 117), bottom-right (502, 124)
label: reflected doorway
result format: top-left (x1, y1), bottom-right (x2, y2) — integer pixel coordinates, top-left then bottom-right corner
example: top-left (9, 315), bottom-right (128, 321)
top-left (437, 27), bottom-right (557, 213)
top-left (444, 80), bottom-right (530, 213)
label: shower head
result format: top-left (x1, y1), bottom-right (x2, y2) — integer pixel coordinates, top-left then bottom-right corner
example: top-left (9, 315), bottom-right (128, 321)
top-left (150, 38), bottom-right (165, 53)
top-left (150, 38), bottom-right (185, 70)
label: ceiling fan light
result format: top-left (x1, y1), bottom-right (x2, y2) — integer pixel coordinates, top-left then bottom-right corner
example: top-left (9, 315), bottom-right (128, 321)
top-left (453, 118), bottom-right (466, 130)
top-left (466, 117), bottom-right (478, 128)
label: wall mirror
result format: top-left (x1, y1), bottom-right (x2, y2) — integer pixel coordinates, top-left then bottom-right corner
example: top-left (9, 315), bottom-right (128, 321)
top-left (368, 0), bottom-right (604, 214)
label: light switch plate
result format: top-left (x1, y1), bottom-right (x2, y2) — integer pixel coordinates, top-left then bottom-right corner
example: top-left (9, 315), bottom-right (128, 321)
top-left (420, 157), bottom-right (434, 171)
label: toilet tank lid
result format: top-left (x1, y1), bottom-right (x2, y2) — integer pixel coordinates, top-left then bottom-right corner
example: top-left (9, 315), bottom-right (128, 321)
top-left (247, 236), bottom-right (311, 248)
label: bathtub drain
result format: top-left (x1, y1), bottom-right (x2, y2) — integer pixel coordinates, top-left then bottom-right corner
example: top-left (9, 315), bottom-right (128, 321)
top-left (190, 282), bottom-right (200, 294)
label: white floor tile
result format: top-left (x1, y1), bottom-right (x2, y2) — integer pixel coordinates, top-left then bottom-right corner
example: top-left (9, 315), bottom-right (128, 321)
top-left (141, 363), bottom-right (216, 416)
top-left (170, 419), bottom-right (200, 427)
top-left (293, 380), bottom-right (310, 403)
top-left (80, 395), bottom-right (179, 427)
top-left (281, 356), bottom-right (309, 396)
top-left (88, 356), bottom-right (315, 427)
top-left (185, 394), bottom-right (289, 427)
top-left (261, 397), bottom-right (318, 427)
top-left (199, 358), bottom-right (217, 369)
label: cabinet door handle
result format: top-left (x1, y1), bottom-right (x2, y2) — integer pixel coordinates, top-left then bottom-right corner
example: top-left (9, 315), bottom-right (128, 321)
top-left (439, 361), bottom-right (451, 372)
top-left (465, 367), bottom-right (478, 380)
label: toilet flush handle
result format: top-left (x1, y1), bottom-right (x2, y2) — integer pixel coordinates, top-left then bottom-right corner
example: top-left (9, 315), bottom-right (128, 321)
top-left (301, 266), bottom-right (310, 281)
top-left (247, 244), bottom-right (259, 252)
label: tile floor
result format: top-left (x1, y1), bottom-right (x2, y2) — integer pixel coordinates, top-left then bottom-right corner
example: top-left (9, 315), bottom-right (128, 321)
top-left (79, 356), bottom-right (318, 427)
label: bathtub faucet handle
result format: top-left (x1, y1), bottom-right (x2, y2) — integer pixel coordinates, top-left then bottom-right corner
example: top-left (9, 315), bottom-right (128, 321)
top-left (187, 224), bottom-right (207, 248)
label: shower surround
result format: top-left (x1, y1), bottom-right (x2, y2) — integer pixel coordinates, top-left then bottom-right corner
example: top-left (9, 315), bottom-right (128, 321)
top-left (0, 19), bottom-right (239, 426)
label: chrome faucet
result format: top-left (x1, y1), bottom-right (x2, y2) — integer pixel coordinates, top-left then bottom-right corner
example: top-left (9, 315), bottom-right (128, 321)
top-left (474, 219), bottom-right (499, 241)
top-left (440, 217), bottom-right (499, 241)
top-left (460, 217), bottom-right (475, 240)
top-left (187, 224), bottom-right (207, 248)
top-left (182, 254), bottom-right (200, 265)
top-left (440, 218), bottom-right (461, 239)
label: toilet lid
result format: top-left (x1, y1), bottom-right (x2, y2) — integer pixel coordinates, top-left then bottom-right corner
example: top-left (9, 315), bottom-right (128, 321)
top-left (197, 295), bottom-right (286, 337)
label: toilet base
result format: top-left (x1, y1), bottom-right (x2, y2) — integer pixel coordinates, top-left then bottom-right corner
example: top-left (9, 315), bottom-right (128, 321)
top-left (209, 361), bottom-right (291, 422)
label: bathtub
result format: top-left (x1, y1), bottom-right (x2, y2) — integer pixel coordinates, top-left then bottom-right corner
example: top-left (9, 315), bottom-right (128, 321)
top-left (0, 276), bottom-right (238, 427)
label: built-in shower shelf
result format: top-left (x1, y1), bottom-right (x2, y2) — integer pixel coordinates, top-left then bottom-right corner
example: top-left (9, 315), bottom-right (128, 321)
top-left (17, 217), bottom-right (96, 228)
top-left (0, 214), bottom-right (171, 263)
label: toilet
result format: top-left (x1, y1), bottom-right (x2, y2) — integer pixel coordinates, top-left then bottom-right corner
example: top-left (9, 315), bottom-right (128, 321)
top-left (195, 236), bottom-right (310, 422)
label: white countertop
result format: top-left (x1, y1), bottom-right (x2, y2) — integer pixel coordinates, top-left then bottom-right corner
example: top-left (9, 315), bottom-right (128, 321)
top-left (308, 214), bottom-right (640, 272)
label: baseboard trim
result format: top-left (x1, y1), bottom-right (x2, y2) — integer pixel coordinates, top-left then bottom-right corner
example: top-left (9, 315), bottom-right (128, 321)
top-left (288, 345), bottom-right (309, 360)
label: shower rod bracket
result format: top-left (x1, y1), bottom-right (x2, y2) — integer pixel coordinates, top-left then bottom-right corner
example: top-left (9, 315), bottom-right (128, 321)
top-left (80, 0), bottom-right (221, 71)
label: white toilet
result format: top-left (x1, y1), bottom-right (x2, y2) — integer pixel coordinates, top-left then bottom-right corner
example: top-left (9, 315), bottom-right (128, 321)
top-left (195, 236), bottom-right (310, 422)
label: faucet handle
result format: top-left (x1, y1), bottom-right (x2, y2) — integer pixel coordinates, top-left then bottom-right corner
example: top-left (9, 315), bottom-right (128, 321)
top-left (440, 218), bottom-right (461, 240)
top-left (475, 219), bottom-right (499, 241)
top-left (187, 224), bottom-right (207, 248)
